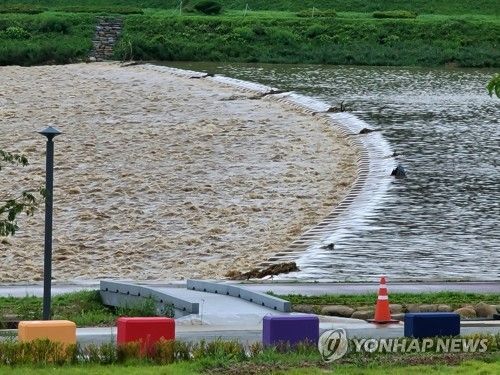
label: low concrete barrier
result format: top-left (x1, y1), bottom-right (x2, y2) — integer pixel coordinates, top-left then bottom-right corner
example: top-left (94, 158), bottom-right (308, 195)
top-left (117, 317), bottom-right (175, 352)
top-left (18, 320), bottom-right (76, 345)
top-left (100, 281), bottom-right (199, 316)
top-left (186, 280), bottom-right (291, 312)
top-left (404, 313), bottom-right (460, 338)
top-left (263, 315), bottom-right (319, 346)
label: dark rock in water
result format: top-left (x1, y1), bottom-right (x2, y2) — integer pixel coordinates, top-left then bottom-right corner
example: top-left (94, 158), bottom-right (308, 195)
top-left (189, 73), bottom-right (215, 79)
top-left (249, 89), bottom-right (287, 100)
top-left (312, 101), bottom-right (349, 115)
top-left (359, 128), bottom-right (380, 134)
top-left (391, 164), bottom-right (407, 179)
top-left (225, 262), bottom-right (299, 280)
top-left (120, 61), bottom-right (143, 67)
top-left (321, 243), bottom-right (335, 250)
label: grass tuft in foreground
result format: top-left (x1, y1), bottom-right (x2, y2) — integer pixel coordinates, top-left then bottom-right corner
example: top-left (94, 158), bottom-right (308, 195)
top-left (0, 337), bottom-right (498, 374)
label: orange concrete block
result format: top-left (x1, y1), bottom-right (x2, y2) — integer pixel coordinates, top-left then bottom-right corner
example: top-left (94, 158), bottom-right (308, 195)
top-left (18, 320), bottom-right (76, 345)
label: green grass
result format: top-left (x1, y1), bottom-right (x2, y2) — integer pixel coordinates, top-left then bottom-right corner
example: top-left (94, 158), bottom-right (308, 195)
top-left (0, 13), bottom-right (94, 65)
top-left (0, 352), bottom-right (498, 374)
top-left (0, 2), bottom-right (499, 67)
top-left (274, 292), bottom-right (500, 308)
top-left (0, 290), bottom-right (173, 327)
top-left (114, 14), bottom-right (499, 67)
top-left (0, 1), bottom-right (499, 15)
top-left (0, 290), bottom-right (116, 326)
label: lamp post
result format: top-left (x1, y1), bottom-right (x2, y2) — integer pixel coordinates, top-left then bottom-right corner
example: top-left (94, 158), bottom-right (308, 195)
top-left (38, 125), bottom-right (62, 320)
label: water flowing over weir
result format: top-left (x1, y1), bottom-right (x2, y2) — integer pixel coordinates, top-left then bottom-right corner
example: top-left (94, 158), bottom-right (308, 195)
top-left (145, 64), bottom-right (397, 281)
top-left (282, 113), bottom-right (396, 281)
top-left (157, 62), bottom-right (500, 282)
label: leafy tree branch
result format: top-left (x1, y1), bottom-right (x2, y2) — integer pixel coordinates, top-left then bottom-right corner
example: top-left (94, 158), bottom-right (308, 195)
top-left (0, 149), bottom-right (44, 237)
top-left (487, 73), bottom-right (500, 98)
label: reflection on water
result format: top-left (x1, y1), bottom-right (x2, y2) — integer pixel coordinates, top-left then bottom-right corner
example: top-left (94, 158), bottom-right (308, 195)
top-left (163, 62), bottom-right (500, 281)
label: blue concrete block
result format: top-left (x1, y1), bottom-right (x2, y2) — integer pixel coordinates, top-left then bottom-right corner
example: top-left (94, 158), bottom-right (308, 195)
top-left (263, 315), bottom-right (319, 346)
top-left (404, 313), bottom-right (460, 338)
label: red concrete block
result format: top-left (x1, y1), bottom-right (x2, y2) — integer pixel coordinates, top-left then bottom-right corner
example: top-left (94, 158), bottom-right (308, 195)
top-left (116, 317), bottom-right (175, 351)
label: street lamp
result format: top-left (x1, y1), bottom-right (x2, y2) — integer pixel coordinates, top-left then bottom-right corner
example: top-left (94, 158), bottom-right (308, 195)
top-left (38, 125), bottom-right (62, 320)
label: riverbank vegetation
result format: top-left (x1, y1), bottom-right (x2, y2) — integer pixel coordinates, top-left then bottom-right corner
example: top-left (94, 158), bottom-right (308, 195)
top-left (0, 13), bottom-right (94, 65)
top-left (115, 14), bottom-right (499, 67)
top-left (275, 291), bottom-right (500, 308)
top-left (1, 1), bottom-right (499, 15)
top-left (0, 1), bottom-right (498, 67)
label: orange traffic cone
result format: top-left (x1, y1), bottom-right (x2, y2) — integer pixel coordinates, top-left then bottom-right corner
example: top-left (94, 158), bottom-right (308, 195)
top-left (368, 276), bottom-right (399, 324)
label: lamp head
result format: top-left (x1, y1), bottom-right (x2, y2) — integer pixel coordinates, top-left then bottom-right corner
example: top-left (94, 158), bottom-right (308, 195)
top-left (38, 125), bottom-right (62, 140)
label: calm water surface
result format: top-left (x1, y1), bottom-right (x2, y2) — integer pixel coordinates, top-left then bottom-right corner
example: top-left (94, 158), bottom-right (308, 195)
top-left (164, 62), bottom-right (500, 281)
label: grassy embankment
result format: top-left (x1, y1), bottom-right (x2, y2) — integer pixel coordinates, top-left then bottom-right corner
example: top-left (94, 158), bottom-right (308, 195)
top-left (1, 356), bottom-right (499, 374)
top-left (0, 290), bottom-right (163, 327)
top-left (0, 13), bottom-right (94, 65)
top-left (0, 1), bottom-right (499, 67)
top-left (2, 1), bottom-right (500, 15)
top-left (1, 291), bottom-right (498, 327)
top-left (275, 291), bottom-right (500, 308)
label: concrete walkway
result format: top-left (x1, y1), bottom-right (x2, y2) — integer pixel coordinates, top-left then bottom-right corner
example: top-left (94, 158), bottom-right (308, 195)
top-left (0, 281), bottom-right (498, 345)
top-left (0, 281), bottom-right (498, 297)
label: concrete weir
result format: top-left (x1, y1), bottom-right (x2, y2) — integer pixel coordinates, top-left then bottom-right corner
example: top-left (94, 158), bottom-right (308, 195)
top-left (206, 74), bottom-right (395, 274)
top-left (138, 64), bottom-right (395, 278)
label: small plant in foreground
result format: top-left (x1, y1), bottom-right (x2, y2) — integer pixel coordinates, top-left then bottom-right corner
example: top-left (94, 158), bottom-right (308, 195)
top-left (117, 341), bottom-right (141, 362)
top-left (0, 339), bottom-right (77, 365)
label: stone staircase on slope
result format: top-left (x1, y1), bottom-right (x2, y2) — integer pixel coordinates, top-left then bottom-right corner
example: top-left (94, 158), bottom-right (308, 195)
top-left (89, 17), bottom-right (123, 61)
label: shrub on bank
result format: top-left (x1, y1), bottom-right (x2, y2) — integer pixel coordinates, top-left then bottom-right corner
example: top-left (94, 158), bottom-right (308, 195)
top-left (373, 10), bottom-right (417, 19)
top-left (1, 26), bottom-right (30, 39)
top-left (0, 4), bottom-right (46, 14)
top-left (194, 1), bottom-right (222, 15)
top-left (0, 14), bottom-right (94, 66)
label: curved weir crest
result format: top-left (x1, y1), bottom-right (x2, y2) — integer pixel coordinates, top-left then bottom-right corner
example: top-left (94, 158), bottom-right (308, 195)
top-left (142, 64), bottom-right (396, 280)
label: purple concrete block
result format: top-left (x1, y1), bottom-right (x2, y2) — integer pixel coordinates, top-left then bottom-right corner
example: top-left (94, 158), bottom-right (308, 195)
top-left (262, 315), bottom-right (319, 346)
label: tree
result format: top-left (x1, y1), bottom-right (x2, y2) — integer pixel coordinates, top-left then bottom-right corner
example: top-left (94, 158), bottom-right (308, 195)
top-left (0, 149), bottom-right (43, 237)
top-left (487, 73), bottom-right (500, 98)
